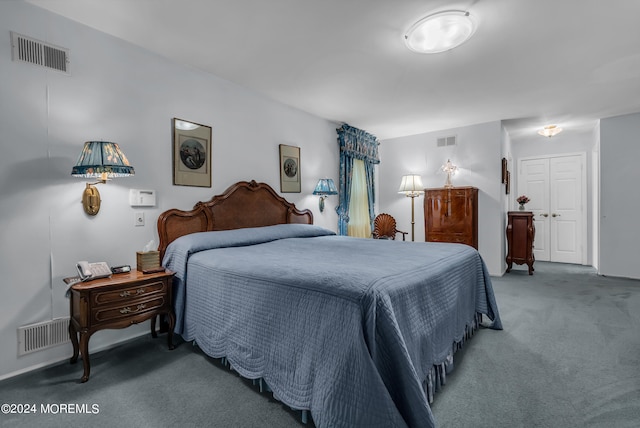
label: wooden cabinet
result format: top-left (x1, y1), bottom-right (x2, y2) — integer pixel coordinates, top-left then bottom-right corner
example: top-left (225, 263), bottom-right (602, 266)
top-left (424, 187), bottom-right (478, 249)
top-left (505, 211), bottom-right (535, 275)
top-left (69, 270), bottom-right (175, 382)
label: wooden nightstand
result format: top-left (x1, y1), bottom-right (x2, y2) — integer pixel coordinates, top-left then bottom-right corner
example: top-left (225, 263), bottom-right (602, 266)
top-left (68, 269), bottom-right (175, 382)
top-left (505, 211), bottom-right (536, 275)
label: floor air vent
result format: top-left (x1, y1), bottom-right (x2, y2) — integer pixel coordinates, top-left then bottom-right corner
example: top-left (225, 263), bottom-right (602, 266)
top-left (10, 31), bottom-right (70, 74)
top-left (18, 318), bottom-right (70, 356)
top-left (437, 135), bottom-right (457, 147)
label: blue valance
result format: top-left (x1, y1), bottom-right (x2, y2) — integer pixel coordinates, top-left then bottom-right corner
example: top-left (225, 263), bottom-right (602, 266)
top-left (337, 124), bottom-right (380, 164)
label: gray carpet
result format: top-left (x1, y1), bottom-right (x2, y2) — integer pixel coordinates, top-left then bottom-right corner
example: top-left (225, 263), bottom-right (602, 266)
top-left (431, 262), bottom-right (640, 428)
top-left (1, 262), bottom-right (639, 428)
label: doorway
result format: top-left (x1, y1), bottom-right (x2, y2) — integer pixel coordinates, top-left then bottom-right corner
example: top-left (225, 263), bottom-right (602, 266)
top-left (517, 153), bottom-right (586, 264)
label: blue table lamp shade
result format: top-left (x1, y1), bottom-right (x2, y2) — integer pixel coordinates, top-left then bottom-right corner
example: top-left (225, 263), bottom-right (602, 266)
top-left (313, 178), bottom-right (338, 212)
top-left (71, 141), bottom-right (135, 216)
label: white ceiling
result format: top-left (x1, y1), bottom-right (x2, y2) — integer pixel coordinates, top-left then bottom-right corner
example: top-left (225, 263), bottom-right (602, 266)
top-left (25, 0), bottom-right (640, 140)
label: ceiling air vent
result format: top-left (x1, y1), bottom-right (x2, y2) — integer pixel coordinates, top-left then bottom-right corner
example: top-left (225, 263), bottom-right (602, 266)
top-left (10, 31), bottom-right (70, 74)
top-left (436, 135), bottom-right (457, 147)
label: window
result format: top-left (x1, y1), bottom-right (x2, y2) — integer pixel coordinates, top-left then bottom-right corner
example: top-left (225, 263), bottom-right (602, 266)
top-left (347, 159), bottom-right (371, 238)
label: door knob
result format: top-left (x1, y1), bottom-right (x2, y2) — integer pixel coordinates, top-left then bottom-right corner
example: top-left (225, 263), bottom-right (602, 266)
top-left (552, 213), bottom-right (561, 217)
top-left (540, 213), bottom-right (549, 217)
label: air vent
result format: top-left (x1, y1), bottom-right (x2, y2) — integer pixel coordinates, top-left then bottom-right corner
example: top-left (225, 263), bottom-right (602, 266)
top-left (10, 31), bottom-right (70, 74)
top-left (18, 318), bottom-right (70, 356)
top-left (437, 135), bottom-right (457, 147)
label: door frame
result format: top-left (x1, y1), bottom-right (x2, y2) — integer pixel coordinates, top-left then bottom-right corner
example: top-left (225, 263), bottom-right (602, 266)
top-left (517, 152), bottom-right (588, 265)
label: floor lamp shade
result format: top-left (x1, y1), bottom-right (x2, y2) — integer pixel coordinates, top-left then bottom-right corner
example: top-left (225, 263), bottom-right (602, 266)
top-left (398, 174), bottom-right (424, 196)
top-left (398, 174), bottom-right (424, 241)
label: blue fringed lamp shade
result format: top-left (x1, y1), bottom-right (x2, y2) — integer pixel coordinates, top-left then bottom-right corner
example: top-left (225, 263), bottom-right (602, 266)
top-left (313, 179), bottom-right (337, 212)
top-left (71, 141), bottom-right (135, 180)
top-left (313, 179), bottom-right (338, 196)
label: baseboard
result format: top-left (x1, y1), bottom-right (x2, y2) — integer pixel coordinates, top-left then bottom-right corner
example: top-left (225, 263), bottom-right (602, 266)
top-left (0, 330), bottom-right (150, 382)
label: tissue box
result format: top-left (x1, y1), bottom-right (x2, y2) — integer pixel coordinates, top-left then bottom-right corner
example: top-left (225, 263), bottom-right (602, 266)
top-left (136, 251), bottom-right (161, 273)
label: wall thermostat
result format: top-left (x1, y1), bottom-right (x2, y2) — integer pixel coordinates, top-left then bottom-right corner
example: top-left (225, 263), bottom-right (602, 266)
top-left (129, 189), bottom-right (156, 207)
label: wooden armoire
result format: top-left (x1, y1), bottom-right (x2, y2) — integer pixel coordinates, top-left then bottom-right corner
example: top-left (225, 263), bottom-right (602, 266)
top-left (424, 187), bottom-right (478, 249)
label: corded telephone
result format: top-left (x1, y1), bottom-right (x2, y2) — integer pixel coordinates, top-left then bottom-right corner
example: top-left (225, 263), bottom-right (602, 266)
top-left (76, 261), bottom-right (112, 281)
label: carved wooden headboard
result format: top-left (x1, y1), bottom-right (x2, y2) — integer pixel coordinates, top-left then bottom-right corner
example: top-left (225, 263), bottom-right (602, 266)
top-left (157, 180), bottom-right (313, 258)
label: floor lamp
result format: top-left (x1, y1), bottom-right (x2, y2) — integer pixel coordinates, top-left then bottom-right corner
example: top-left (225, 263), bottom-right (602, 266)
top-left (398, 174), bottom-right (424, 241)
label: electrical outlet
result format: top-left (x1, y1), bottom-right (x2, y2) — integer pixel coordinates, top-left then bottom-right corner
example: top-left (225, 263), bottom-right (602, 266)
top-left (134, 211), bottom-right (145, 227)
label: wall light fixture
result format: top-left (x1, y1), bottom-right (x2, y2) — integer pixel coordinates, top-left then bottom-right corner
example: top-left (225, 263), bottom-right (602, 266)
top-left (71, 141), bottom-right (135, 216)
top-left (313, 178), bottom-right (338, 212)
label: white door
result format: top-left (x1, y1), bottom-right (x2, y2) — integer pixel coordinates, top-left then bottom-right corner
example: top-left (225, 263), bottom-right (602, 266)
top-left (519, 158), bottom-right (550, 260)
top-left (518, 154), bottom-right (585, 264)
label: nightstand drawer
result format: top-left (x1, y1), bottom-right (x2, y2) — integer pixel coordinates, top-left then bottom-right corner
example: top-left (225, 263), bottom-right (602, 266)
top-left (92, 295), bottom-right (167, 323)
top-left (93, 280), bottom-right (166, 306)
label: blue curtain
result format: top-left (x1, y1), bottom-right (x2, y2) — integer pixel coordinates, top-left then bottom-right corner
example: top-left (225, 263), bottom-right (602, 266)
top-left (335, 124), bottom-right (380, 235)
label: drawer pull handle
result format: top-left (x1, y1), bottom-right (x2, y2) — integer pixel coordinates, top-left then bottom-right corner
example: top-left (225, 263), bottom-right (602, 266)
top-left (120, 288), bottom-right (145, 298)
top-left (119, 304), bottom-right (146, 314)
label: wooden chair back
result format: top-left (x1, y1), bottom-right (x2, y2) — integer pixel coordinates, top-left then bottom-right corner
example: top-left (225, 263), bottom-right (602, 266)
top-left (372, 213), bottom-right (407, 241)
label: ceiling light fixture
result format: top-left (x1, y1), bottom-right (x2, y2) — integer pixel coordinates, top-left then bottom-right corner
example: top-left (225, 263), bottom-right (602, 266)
top-left (404, 10), bottom-right (476, 54)
top-left (538, 125), bottom-right (563, 138)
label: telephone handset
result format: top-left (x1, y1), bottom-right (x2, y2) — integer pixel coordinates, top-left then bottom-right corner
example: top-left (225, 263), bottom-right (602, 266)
top-left (76, 261), bottom-right (112, 281)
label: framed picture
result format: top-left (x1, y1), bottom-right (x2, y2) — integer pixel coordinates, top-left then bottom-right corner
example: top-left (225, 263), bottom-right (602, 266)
top-left (279, 144), bottom-right (301, 193)
top-left (505, 171), bottom-right (511, 195)
top-left (172, 118), bottom-right (212, 187)
top-left (501, 157), bottom-right (508, 183)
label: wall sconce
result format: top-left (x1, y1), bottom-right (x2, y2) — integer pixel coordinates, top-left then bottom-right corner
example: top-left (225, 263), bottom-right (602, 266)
top-left (441, 159), bottom-right (458, 188)
top-left (538, 124), bottom-right (563, 137)
top-left (398, 174), bottom-right (424, 241)
top-left (312, 178), bottom-right (338, 212)
top-left (71, 141), bottom-right (135, 216)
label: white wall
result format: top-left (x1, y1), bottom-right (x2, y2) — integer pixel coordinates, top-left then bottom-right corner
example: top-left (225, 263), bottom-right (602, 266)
top-left (378, 121), bottom-right (504, 276)
top-left (592, 122), bottom-right (600, 270)
top-left (510, 125), bottom-right (598, 265)
top-left (0, 1), bottom-right (339, 379)
top-left (500, 125), bottom-right (513, 267)
top-left (599, 112), bottom-right (640, 279)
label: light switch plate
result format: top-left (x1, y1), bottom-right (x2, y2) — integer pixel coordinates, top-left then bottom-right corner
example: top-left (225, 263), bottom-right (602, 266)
top-left (134, 211), bottom-right (145, 227)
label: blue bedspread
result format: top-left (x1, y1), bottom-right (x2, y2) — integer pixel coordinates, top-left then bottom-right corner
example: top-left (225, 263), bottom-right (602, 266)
top-left (163, 224), bottom-right (502, 428)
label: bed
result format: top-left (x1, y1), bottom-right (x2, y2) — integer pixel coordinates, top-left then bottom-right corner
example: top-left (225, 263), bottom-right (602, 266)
top-left (158, 180), bottom-right (502, 428)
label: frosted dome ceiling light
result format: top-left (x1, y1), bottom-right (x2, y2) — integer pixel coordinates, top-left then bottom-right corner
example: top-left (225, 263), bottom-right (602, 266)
top-left (404, 10), bottom-right (476, 54)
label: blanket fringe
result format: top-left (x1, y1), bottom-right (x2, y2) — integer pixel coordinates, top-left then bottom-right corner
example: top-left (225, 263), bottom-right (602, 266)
top-left (423, 313), bottom-right (482, 403)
